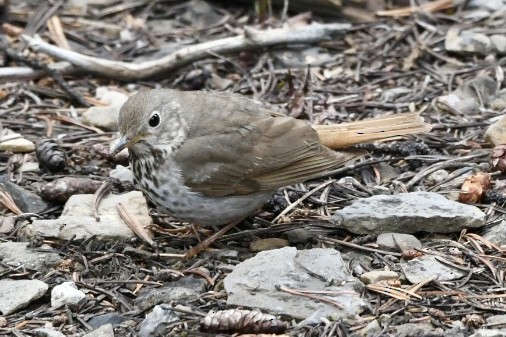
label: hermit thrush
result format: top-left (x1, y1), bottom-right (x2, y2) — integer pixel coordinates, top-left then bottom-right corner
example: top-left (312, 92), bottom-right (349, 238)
top-left (112, 89), bottom-right (430, 228)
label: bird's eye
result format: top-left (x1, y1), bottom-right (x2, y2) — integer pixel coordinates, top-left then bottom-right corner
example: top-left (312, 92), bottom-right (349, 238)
top-left (148, 112), bottom-right (160, 127)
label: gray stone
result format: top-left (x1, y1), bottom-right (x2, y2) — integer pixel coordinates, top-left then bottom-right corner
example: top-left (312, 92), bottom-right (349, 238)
top-left (470, 330), bottom-right (506, 337)
top-left (436, 75), bottom-right (497, 114)
top-left (135, 277), bottom-right (206, 311)
top-left (360, 270), bottom-right (399, 284)
top-left (426, 169), bottom-right (450, 186)
top-left (0, 216), bottom-right (15, 234)
top-left (224, 247), bottom-right (365, 320)
top-left (0, 181), bottom-right (48, 213)
top-left (0, 279), bottom-right (48, 315)
top-left (482, 220), bottom-right (506, 246)
top-left (445, 27), bottom-right (493, 55)
top-left (379, 163), bottom-right (402, 183)
top-left (139, 305), bottom-right (179, 337)
top-left (331, 192), bottom-right (485, 234)
top-left (109, 165), bottom-right (135, 184)
top-left (146, 20), bottom-right (178, 35)
top-left (400, 255), bottom-right (467, 284)
top-left (29, 191), bottom-right (152, 240)
top-left (393, 322), bottom-right (435, 337)
top-left (491, 35), bottom-right (506, 54)
top-left (376, 233), bottom-right (422, 252)
top-left (179, 0), bottom-right (224, 29)
top-left (355, 319), bottom-right (381, 337)
top-left (33, 328), bottom-right (66, 337)
top-left (273, 47), bottom-right (336, 68)
top-left (83, 323), bottom-right (115, 337)
top-left (486, 314), bottom-right (506, 328)
top-left (51, 281), bottom-right (87, 309)
top-left (285, 228), bottom-right (313, 244)
top-left (88, 313), bottom-right (128, 329)
top-left (469, 0), bottom-right (505, 11)
top-left (0, 242), bottom-right (62, 271)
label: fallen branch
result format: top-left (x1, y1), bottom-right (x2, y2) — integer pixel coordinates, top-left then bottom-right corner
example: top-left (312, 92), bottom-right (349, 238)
top-left (22, 22), bottom-right (351, 81)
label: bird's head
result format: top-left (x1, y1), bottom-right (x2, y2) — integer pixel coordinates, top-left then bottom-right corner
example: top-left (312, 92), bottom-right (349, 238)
top-left (111, 89), bottom-right (189, 156)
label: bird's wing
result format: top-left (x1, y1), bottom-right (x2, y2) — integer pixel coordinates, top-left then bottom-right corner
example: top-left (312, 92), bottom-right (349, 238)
top-left (174, 115), bottom-right (362, 197)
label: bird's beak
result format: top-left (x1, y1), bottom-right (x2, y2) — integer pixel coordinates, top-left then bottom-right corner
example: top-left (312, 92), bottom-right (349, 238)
top-left (111, 135), bottom-right (144, 156)
top-left (111, 136), bottom-right (130, 156)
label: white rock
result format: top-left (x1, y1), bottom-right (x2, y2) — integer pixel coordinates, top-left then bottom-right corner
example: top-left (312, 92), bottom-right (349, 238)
top-left (51, 281), bottom-right (87, 309)
top-left (110, 165), bottom-right (135, 184)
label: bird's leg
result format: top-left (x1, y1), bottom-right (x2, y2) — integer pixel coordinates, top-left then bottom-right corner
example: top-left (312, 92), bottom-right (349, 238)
top-left (185, 218), bottom-right (244, 258)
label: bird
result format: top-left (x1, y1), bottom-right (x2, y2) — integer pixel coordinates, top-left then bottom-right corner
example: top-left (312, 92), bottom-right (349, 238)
top-left (111, 89), bottom-right (431, 255)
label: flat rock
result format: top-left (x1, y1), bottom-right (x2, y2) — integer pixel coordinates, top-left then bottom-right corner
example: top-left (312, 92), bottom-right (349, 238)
top-left (134, 277), bottom-right (206, 311)
top-left (376, 233), bottom-right (422, 252)
top-left (0, 134), bottom-right (35, 152)
top-left (0, 242), bottom-right (63, 272)
top-left (28, 191), bottom-right (152, 240)
top-left (0, 279), bottom-right (48, 315)
top-left (224, 247), bottom-right (365, 320)
top-left (331, 192), bottom-right (485, 234)
top-left (400, 255), bottom-right (467, 284)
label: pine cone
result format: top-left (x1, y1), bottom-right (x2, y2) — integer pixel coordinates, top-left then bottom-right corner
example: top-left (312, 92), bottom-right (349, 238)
top-left (200, 309), bottom-right (287, 334)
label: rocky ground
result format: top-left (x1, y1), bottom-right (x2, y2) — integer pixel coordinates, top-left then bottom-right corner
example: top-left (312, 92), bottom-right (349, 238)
top-left (1, 0), bottom-right (506, 336)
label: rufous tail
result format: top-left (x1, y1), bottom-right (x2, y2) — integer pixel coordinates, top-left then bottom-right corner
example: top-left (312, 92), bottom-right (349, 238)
top-left (314, 112), bottom-right (431, 149)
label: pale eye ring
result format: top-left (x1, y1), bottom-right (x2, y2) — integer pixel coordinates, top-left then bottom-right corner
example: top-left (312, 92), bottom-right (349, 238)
top-left (148, 112), bottom-right (161, 128)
